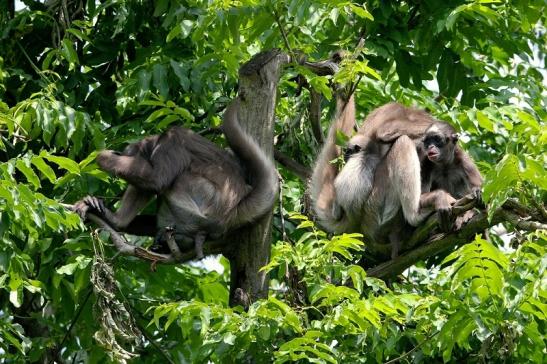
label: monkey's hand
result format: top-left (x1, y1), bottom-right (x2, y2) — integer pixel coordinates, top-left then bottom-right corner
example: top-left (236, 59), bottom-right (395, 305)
top-left (437, 193), bottom-right (457, 233)
top-left (72, 196), bottom-right (106, 220)
top-left (454, 210), bottom-right (477, 230)
top-left (471, 187), bottom-right (484, 208)
top-left (150, 226), bottom-right (176, 254)
top-left (437, 206), bottom-right (454, 233)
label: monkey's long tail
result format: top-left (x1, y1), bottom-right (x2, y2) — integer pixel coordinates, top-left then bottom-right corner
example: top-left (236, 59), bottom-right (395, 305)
top-left (222, 98), bottom-right (279, 227)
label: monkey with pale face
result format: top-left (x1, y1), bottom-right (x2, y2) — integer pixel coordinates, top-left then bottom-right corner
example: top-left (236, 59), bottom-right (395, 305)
top-left (74, 99), bottom-right (278, 260)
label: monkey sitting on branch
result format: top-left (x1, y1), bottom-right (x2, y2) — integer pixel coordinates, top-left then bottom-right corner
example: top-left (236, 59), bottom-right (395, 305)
top-left (310, 92), bottom-right (482, 260)
top-left (419, 122), bottom-right (483, 230)
top-left (73, 98), bottom-right (278, 261)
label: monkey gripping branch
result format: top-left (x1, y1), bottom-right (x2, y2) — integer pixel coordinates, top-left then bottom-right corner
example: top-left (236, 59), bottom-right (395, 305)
top-left (70, 50), bottom-right (547, 307)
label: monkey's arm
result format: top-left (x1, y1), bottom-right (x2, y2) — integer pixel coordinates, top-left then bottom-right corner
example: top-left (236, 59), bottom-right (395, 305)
top-left (73, 185), bottom-right (155, 234)
top-left (375, 119), bottom-right (433, 143)
top-left (419, 189), bottom-right (457, 232)
top-left (310, 94), bottom-right (356, 229)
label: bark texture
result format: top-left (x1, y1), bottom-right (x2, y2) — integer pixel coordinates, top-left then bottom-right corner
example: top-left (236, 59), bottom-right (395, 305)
top-left (226, 49), bottom-right (289, 307)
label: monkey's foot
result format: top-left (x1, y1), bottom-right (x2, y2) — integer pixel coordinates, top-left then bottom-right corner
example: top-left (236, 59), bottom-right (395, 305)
top-left (151, 226), bottom-right (177, 254)
top-left (454, 210), bottom-right (477, 230)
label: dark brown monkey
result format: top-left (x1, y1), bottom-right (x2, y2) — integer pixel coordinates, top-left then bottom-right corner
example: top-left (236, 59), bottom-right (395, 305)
top-left (419, 122), bottom-right (483, 230)
top-left (310, 95), bottom-right (458, 259)
top-left (74, 99), bottom-right (278, 259)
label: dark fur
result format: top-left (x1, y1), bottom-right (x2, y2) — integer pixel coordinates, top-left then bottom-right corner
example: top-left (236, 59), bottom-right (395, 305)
top-left (74, 99), bottom-right (278, 259)
top-left (419, 122), bottom-right (483, 230)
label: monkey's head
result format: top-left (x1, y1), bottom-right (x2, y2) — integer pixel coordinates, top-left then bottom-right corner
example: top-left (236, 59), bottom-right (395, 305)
top-left (121, 136), bottom-right (159, 159)
top-left (422, 123), bottom-right (459, 164)
top-left (343, 134), bottom-right (370, 161)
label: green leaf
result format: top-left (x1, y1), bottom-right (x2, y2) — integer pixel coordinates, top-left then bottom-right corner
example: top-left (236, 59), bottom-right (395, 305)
top-left (350, 4), bottom-right (374, 20)
top-left (41, 153), bottom-right (80, 174)
top-left (145, 108), bottom-right (173, 123)
top-left (61, 38), bottom-right (79, 64)
top-left (15, 159), bottom-right (40, 188)
top-left (153, 64), bottom-right (169, 98)
top-left (476, 110), bottom-right (495, 132)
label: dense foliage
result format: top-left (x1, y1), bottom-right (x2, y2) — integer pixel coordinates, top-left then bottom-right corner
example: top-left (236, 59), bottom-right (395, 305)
top-left (0, 0), bottom-right (545, 363)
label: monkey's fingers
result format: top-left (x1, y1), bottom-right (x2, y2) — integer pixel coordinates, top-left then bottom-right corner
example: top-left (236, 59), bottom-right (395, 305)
top-left (437, 208), bottom-right (454, 233)
top-left (71, 200), bottom-right (90, 219)
top-left (472, 187), bottom-right (485, 208)
top-left (83, 196), bottom-right (105, 213)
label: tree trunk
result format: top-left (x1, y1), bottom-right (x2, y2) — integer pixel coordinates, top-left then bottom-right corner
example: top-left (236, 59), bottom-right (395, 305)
top-left (226, 50), bottom-right (289, 307)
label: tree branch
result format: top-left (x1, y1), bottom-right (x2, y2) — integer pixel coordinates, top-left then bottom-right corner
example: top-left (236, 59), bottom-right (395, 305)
top-left (61, 206), bottom-right (227, 266)
top-left (309, 89), bottom-right (324, 145)
top-left (366, 198), bottom-right (546, 279)
top-left (274, 149), bottom-right (311, 181)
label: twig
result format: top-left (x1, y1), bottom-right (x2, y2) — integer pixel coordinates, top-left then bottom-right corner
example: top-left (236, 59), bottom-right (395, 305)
top-left (51, 288), bottom-right (93, 364)
top-left (383, 331), bottom-right (440, 364)
top-left (272, 8), bottom-right (293, 56)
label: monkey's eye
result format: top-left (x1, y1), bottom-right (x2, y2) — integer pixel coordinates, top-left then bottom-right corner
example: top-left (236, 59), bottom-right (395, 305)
top-left (425, 135), bottom-right (443, 146)
top-left (343, 145), bottom-right (361, 161)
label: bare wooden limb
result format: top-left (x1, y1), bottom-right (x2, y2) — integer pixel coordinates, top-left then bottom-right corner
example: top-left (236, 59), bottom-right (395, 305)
top-left (228, 49), bottom-right (290, 308)
top-left (300, 58), bottom-right (340, 76)
top-left (366, 198), bottom-right (546, 279)
top-left (61, 205), bottom-right (226, 265)
top-left (309, 89), bottom-right (324, 144)
top-left (274, 149), bottom-right (311, 181)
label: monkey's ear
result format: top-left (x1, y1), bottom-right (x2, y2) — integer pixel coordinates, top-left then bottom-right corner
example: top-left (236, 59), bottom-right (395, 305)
top-left (451, 133), bottom-right (460, 142)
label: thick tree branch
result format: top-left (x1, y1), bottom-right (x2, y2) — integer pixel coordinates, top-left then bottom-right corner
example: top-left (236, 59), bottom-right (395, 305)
top-left (366, 199), bottom-right (546, 279)
top-left (309, 89), bottom-right (324, 144)
top-left (61, 206), bottom-right (226, 266)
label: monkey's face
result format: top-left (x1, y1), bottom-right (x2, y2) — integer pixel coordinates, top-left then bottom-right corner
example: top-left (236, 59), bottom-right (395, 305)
top-left (343, 134), bottom-right (370, 162)
top-left (423, 132), bottom-right (456, 164)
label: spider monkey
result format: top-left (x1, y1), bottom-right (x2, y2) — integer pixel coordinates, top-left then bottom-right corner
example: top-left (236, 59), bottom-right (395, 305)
top-left (74, 99), bottom-right (278, 259)
top-left (419, 122), bottom-right (483, 230)
top-left (310, 94), bottom-right (480, 259)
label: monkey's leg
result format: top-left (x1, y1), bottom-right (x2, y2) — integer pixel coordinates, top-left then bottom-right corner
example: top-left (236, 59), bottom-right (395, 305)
top-left (194, 232), bottom-right (206, 260)
top-left (389, 232), bottom-right (402, 260)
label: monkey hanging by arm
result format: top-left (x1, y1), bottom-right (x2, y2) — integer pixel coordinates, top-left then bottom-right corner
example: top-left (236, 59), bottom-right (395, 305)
top-left (309, 92), bottom-right (357, 232)
top-left (73, 98), bottom-right (278, 260)
top-left (419, 122), bottom-right (483, 230)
